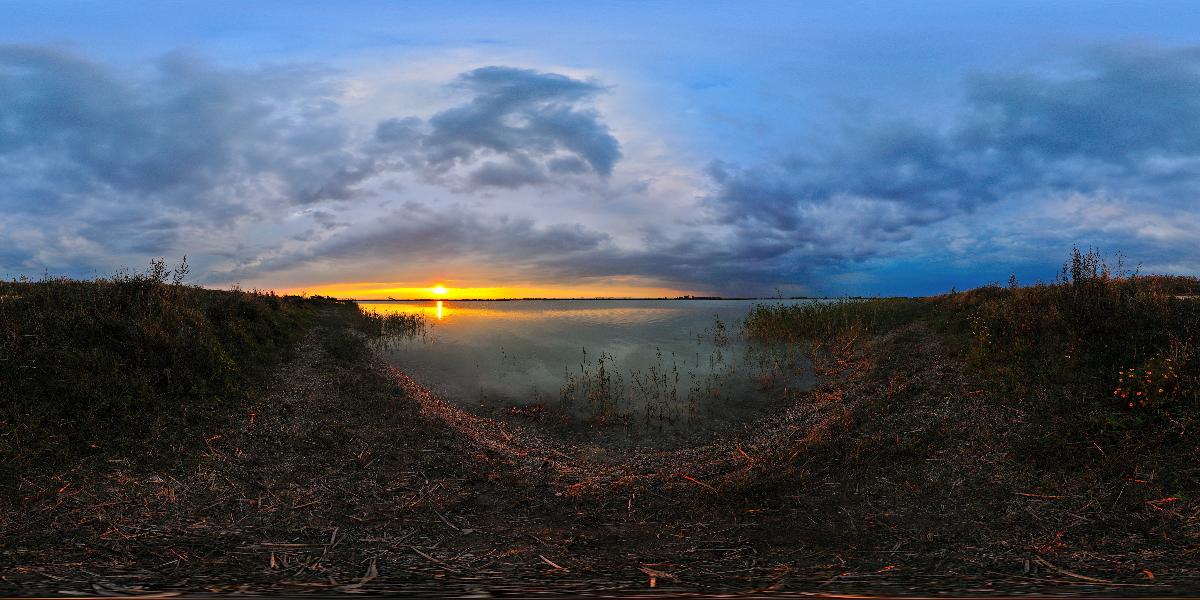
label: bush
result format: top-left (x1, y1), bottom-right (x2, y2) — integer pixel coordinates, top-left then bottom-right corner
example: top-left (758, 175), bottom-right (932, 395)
top-left (944, 248), bottom-right (1200, 417)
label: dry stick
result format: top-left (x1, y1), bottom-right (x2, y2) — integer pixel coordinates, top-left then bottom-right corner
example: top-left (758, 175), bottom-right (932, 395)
top-left (639, 566), bottom-right (679, 587)
top-left (538, 555), bottom-right (567, 571)
top-left (408, 545), bottom-right (458, 571)
top-left (432, 509), bottom-right (461, 532)
top-left (682, 474), bottom-right (716, 492)
top-left (1032, 556), bottom-right (1113, 584)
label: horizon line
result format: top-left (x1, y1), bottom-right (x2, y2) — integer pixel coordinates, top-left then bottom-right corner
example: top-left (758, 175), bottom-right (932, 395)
top-left (343, 295), bottom-right (905, 302)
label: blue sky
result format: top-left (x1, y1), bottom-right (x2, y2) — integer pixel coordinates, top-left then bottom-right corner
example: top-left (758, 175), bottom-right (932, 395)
top-left (3, 1), bottom-right (1200, 296)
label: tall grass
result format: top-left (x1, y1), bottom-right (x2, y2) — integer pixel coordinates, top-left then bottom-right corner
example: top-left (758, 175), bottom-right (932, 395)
top-left (323, 305), bottom-right (429, 363)
top-left (0, 260), bottom-right (332, 476)
top-left (742, 248), bottom-right (1200, 423)
top-left (744, 297), bottom-right (929, 342)
top-left (945, 248), bottom-right (1200, 417)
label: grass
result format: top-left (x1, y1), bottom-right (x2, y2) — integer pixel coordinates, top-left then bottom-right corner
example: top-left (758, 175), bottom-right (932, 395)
top-left (0, 259), bottom-right (409, 485)
top-left (943, 249), bottom-right (1200, 423)
top-left (735, 248), bottom-right (1200, 562)
top-left (4, 249), bottom-right (1200, 592)
top-left (553, 315), bottom-right (785, 432)
top-left (325, 306), bottom-right (428, 363)
top-left (747, 248), bottom-right (1199, 426)
top-left (745, 296), bottom-right (931, 342)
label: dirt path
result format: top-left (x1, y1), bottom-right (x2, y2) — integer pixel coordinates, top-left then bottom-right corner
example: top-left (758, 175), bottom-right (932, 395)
top-left (3, 321), bottom-right (1197, 595)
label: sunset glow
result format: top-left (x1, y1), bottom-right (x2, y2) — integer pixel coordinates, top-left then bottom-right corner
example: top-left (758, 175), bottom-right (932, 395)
top-left (277, 280), bottom-right (700, 300)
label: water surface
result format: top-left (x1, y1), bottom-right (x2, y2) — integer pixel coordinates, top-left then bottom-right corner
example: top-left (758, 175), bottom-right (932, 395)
top-left (362, 299), bottom-right (812, 443)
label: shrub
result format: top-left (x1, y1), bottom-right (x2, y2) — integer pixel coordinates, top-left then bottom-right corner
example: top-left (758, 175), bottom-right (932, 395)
top-left (946, 248), bottom-right (1200, 416)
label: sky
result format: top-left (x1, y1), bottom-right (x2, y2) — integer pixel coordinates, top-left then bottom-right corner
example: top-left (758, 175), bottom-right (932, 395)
top-left (3, 1), bottom-right (1200, 297)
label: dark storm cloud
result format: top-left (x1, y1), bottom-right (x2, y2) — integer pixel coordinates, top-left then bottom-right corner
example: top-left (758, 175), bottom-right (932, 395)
top-left (366, 66), bottom-right (622, 190)
top-left (324, 210), bottom-right (609, 262)
top-left (467, 159), bottom-right (549, 189)
top-left (0, 47), bottom-right (621, 274)
top-left (220, 207), bottom-right (611, 281)
top-left (701, 45), bottom-right (1200, 286)
top-left (0, 44), bottom-right (361, 267)
top-left (0, 46), bottom-right (355, 209)
top-left (423, 66), bottom-right (620, 176)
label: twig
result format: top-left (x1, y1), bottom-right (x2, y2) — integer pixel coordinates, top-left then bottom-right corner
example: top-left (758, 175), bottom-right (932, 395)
top-left (1033, 556), bottom-right (1113, 583)
top-left (681, 474), bottom-right (715, 492)
top-left (432, 509), bottom-right (461, 531)
top-left (539, 554), bottom-right (567, 571)
top-left (408, 545), bottom-right (458, 571)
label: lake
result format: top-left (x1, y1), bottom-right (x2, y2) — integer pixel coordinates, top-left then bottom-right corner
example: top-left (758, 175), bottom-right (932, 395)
top-left (359, 299), bottom-right (814, 445)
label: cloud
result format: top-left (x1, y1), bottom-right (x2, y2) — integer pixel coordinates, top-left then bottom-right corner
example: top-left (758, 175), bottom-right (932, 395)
top-left (0, 47), bottom-right (622, 276)
top-left (0, 47), bottom-right (357, 210)
top-left (212, 44), bottom-right (1200, 294)
top-left (700, 44), bottom-right (1200, 289)
top-left (424, 66), bottom-right (620, 175)
top-left (466, 159), bottom-right (549, 189)
top-left (6, 42), bottom-right (1200, 294)
top-left (0, 45), bottom-right (363, 271)
top-left (365, 66), bottom-right (622, 191)
top-left (219, 206), bottom-right (612, 282)
top-left (257, 66), bottom-right (624, 198)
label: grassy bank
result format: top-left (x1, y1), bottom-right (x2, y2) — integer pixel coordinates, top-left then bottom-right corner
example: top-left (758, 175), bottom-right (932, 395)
top-left (0, 263), bottom-right (363, 483)
top-left (747, 248), bottom-right (1200, 421)
top-left (734, 249), bottom-right (1200, 579)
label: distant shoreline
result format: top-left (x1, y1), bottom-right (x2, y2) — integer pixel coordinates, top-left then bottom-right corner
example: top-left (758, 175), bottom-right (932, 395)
top-left (348, 296), bottom-right (900, 302)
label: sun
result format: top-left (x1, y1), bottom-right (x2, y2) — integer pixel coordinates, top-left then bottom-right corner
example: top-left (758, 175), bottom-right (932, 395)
top-left (431, 284), bottom-right (448, 295)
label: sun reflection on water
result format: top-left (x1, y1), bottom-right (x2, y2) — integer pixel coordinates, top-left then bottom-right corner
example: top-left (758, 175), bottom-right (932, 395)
top-left (356, 300), bottom-right (687, 325)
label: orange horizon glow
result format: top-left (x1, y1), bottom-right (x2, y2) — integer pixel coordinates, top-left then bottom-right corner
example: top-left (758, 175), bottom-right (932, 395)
top-left (273, 280), bottom-right (702, 300)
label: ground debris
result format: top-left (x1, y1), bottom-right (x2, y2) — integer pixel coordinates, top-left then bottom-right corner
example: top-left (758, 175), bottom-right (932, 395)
top-left (4, 315), bottom-right (1200, 595)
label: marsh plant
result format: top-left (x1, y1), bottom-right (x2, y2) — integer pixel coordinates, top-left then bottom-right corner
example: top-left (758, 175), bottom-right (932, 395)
top-left (355, 308), bottom-right (429, 346)
top-left (322, 304), bottom-right (429, 364)
top-left (555, 313), bottom-right (811, 429)
top-left (631, 347), bottom-right (681, 424)
top-left (559, 348), bottom-right (627, 424)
